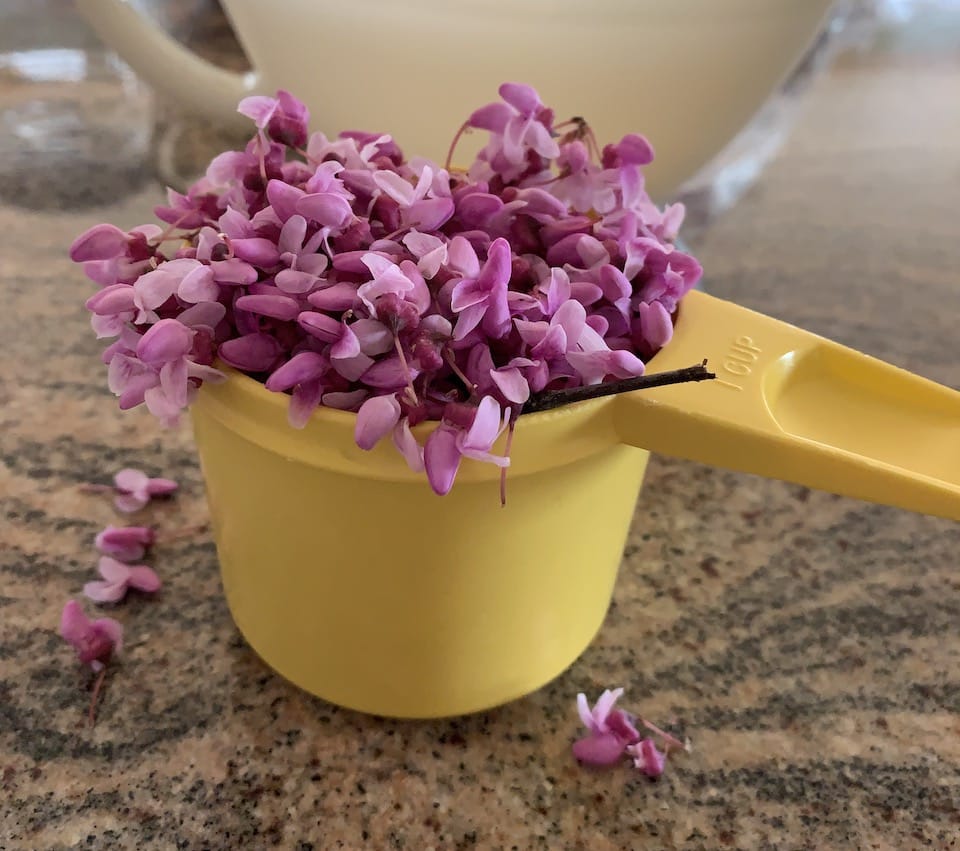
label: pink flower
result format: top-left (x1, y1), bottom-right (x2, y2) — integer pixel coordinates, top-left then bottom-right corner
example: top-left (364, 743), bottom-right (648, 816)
top-left (238, 89), bottom-right (310, 148)
top-left (373, 164), bottom-right (454, 231)
top-left (626, 739), bottom-right (667, 779)
top-left (469, 82), bottom-right (559, 182)
top-left (83, 556), bottom-right (161, 604)
top-left (113, 468), bottom-right (178, 513)
top-left (73, 81), bottom-right (705, 498)
top-left (94, 525), bottom-right (155, 562)
top-left (571, 688), bottom-right (640, 766)
top-left (60, 600), bottom-right (123, 672)
top-left (450, 238), bottom-right (512, 340)
top-left (423, 397), bottom-right (509, 495)
top-left (552, 141), bottom-right (617, 215)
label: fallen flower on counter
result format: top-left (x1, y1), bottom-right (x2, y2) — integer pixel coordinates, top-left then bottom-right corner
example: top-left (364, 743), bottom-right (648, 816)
top-left (60, 600), bottom-right (123, 725)
top-left (94, 525), bottom-right (155, 562)
top-left (113, 468), bottom-right (178, 513)
top-left (626, 738), bottom-right (667, 779)
top-left (573, 688), bottom-right (689, 779)
top-left (572, 687), bottom-right (640, 766)
top-left (83, 556), bottom-right (162, 604)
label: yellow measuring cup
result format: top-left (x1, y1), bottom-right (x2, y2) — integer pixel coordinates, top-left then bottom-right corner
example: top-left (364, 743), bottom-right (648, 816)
top-left (619, 289), bottom-right (960, 522)
top-left (191, 290), bottom-right (958, 717)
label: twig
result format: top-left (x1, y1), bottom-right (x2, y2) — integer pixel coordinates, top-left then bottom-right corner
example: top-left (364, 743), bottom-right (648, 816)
top-left (88, 667), bottom-right (107, 727)
top-left (521, 360), bottom-right (715, 415)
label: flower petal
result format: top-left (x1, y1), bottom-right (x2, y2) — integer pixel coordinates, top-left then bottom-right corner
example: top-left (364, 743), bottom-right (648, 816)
top-left (177, 265), bottom-right (219, 303)
top-left (70, 224), bottom-right (128, 262)
top-left (576, 693), bottom-right (595, 731)
top-left (235, 293), bottom-right (301, 321)
top-left (490, 367), bottom-right (530, 405)
top-left (91, 618), bottom-right (123, 654)
top-left (178, 301), bottom-right (227, 329)
top-left (265, 351), bottom-right (328, 392)
top-left (114, 468), bottom-right (149, 494)
top-left (393, 417), bottom-right (424, 472)
top-left (98, 556), bottom-right (131, 584)
top-left (60, 600), bottom-right (91, 645)
top-left (127, 566), bottom-right (162, 593)
top-left (275, 268), bottom-right (321, 294)
top-left (499, 82), bottom-right (541, 116)
top-left (218, 333), bottom-right (282, 372)
top-left (593, 688), bottom-right (624, 730)
top-left (355, 394), bottom-right (401, 450)
top-left (231, 237), bottom-right (281, 267)
top-left (628, 738), bottom-right (667, 778)
top-left (83, 580), bottom-right (127, 604)
top-left (237, 94), bottom-right (277, 128)
top-left (468, 101), bottom-right (512, 132)
top-left (306, 283), bottom-right (359, 312)
top-left (424, 426), bottom-right (463, 496)
top-left (461, 396), bottom-right (503, 451)
top-left (114, 492), bottom-right (148, 513)
top-left (572, 732), bottom-right (627, 767)
top-left (373, 170), bottom-right (416, 206)
top-left (145, 477), bottom-right (178, 496)
top-left (288, 378), bottom-right (324, 428)
top-left (296, 193), bottom-right (353, 229)
top-left (136, 319), bottom-right (194, 367)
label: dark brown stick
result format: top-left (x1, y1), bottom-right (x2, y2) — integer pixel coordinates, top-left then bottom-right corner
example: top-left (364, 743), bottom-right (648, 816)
top-left (522, 360), bottom-right (715, 415)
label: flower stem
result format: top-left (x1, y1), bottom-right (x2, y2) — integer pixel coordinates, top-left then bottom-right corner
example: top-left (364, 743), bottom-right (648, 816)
top-left (445, 122), bottom-right (471, 172)
top-left (88, 666), bottom-right (107, 727)
top-left (78, 483), bottom-right (114, 494)
top-left (444, 349), bottom-right (477, 399)
top-left (150, 211), bottom-right (193, 248)
top-left (640, 717), bottom-right (690, 753)
top-left (499, 414), bottom-right (517, 507)
top-left (394, 336), bottom-right (419, 407)
top-left (521, 360), bottom-right (715, 415)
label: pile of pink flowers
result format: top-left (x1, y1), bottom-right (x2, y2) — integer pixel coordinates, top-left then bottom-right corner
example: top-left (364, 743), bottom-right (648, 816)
top-left (72, 84), bottom-right (701, 494)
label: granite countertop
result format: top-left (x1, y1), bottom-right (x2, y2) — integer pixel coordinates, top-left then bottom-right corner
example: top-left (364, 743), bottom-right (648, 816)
top-left (3, 4), bottom-right (960, 850)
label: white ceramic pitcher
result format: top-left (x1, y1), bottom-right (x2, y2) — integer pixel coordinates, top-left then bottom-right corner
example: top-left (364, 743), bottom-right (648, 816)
top-left (76, 0), bottom-right (834, 199)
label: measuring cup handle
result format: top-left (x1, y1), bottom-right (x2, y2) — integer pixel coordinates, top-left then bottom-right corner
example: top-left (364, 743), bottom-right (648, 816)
top-left (614, 291), bottom-right (960, 521)
top-left (76, 0), bottom-right (256, 127)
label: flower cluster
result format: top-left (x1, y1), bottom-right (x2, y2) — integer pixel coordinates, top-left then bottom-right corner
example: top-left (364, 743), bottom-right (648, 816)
top-left (60, 468), bottom-right (172, 724)
top-left (573, 688), bottom-right (688, 779)
top-left (72, 84), bottom-right (701, 494)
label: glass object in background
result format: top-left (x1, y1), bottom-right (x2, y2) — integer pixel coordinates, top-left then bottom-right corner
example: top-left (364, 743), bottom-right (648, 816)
top-left (0, 0), bottom-right (153, 210)
top-left (675, 2), bottom-right (854, 245)
top-left (673, 0), bottom-right (946, 245)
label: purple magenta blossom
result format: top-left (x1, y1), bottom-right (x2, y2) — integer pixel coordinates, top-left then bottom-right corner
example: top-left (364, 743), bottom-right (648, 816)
top-left (468, 82), bottom-right (560, 182)
top-left (74, 85), bottom-right (701, 495)
top-left (449, 238), bottom-right (512, 340)
top-left (572, 688), bottom-right (641, 766)
top-left (84, 556), bottom-right (162, 604)
top-left (60, 600), bottom-right (123, 672)
top-left (113, 468), bottom-right (178, 513)
top-left (238, 89), bottom-right (310, 148)
top-left (94, 525), bottom-right (155, 562)
top-left (423, 397), bottom-right (509, 495)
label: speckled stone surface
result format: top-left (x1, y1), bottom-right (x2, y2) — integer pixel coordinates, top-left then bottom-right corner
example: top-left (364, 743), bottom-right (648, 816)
top-left (3, 8), bottom-right (960, 851)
